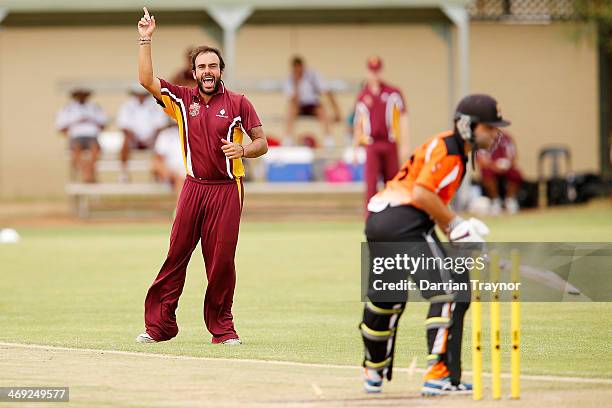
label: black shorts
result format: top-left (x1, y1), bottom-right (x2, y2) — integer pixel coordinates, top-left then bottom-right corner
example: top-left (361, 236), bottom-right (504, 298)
top-left (366, 205), bottom-right (434, 242)
top-left (298, 103), bottom-right (320, 117)
top-left (70, 136), bottom-right (99, 150)
top-left (129, 139), bottom-right (152, 150)
top-left (364, 205), bottom-right (471, 303)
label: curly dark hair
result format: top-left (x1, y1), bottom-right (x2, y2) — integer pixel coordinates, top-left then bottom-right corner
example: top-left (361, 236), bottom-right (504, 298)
top-left (190, 46), bottom-right (225, 72)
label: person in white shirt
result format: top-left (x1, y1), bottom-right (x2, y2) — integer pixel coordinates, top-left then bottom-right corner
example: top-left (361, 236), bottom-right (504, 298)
top-left (152, 121), bottom-right (185, 205)
top-left (284, 56), bottom-right (341, 147)
top-left (116, 84), bottom-right (167, 181)
top-left (56, 88), bottom-right (107, 183)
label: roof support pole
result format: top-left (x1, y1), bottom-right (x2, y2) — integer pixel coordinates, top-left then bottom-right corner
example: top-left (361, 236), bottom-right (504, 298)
top-left (0, 8), bottom-right (7, 197)
top-left (442, 4), bottom-right (471, 211)
top-left (206, 5), bottom-right (253, 87)
top-left (442, 4), bottom-right (470, 105)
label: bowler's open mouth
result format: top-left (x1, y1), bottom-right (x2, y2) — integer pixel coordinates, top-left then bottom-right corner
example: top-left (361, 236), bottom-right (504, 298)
top-left (203, 76), bottom-right (215, 86)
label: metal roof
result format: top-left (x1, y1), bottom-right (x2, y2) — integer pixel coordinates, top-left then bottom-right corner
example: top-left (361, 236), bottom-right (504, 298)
top-left (0, 0), bottom-right (471, 12)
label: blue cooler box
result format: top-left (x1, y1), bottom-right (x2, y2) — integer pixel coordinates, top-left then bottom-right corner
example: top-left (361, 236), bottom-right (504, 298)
top-left (267, 163), bottom-right (313, 182)
top-left (341, 147), bottom-right (366, 182)
top-left (350, 164), bottom-right (365, 181)
top-left (265, 147), bottom-right (314, 182)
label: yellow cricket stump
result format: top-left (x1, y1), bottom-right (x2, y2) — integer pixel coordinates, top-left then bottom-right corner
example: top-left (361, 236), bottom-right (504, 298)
top-left (490, 251), bottom-right (502, 400)
top-left (511, 249), bottom-right (521, 399)
top-left (471, 249), bottom-right (521, 401)
top-left (471, 264), bottom-right (483, 401)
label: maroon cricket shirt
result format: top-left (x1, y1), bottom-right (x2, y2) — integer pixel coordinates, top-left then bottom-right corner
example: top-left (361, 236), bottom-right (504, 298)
top-left (354, 81), bottom-right (406, 143)
top-left (477, 131), bottom-right (517, 162)
top-left (157, 78), bottom-right (261, 180)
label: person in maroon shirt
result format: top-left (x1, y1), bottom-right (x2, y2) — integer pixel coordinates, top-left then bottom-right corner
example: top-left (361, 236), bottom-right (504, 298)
top-left (353, 56), bottom-right (409, 209)
top-left (476, 131), bottom-right (522, 214)
top-left (135, 8), bottom-right (268, 345)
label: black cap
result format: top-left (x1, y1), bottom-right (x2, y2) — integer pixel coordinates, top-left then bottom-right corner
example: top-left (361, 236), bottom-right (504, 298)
top-left (455, 94), bottom-right (510, 128)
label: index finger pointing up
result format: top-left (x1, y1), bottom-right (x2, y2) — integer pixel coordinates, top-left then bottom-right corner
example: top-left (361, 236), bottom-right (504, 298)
top-left (143, 7), bottom-right (150, 19)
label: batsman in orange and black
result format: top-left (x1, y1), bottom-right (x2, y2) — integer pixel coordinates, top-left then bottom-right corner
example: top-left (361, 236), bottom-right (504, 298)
top-left (134, 8), bottom-right (268, 345)
top-left (360, 94), bottom-right (510, 396)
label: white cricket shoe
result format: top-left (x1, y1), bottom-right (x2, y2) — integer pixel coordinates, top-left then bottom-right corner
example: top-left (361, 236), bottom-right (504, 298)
top-left (363, 367), bottom-right (383, 393)
top-left (422, 377), bottom-right (473, 396)
top-left (135, 332), bottom-right (157, 343)
top-left (221, 338), bottom-right (242, 345)
top-left (505, 197), bottom-right (519, 214)
top-left (490, 198), bottom-right (502, 216)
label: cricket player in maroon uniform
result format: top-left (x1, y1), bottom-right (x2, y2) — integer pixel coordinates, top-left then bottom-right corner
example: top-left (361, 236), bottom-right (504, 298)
top-left (135, 8), bottom-right (268, 345)
top-left (476, 131), bottom-right (522, 214)
top-left (353, 56), bottom-right (409, 209)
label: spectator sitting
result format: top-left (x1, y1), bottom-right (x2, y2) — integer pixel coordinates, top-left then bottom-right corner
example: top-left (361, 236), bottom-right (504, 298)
top-left (284, 56), bottom-right (341, 148)
top-left (171, 47), bottom-right (197, 88)
top-left (476, 131), bottom-right (522, 214)
top-left (152, 120), bottom-right (185, 206)
top-left (116, 84), bottom-right (167, 182)
top-left (56, 87), bottom-right (107, 183)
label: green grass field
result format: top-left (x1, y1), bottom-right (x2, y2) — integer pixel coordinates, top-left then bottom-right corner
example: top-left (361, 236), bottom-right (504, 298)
top-left (1, 201), bottom-right (611, 383)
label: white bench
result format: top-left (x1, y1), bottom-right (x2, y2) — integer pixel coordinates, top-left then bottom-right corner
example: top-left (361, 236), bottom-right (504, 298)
top-left (65, 182), bottom-right (173, 218)
top-left (66, 131), bottom-right (365, 218)
top-left (245, 181), bottom-right (362, 194)
top-left (65, 181), bottom-right (363, 218)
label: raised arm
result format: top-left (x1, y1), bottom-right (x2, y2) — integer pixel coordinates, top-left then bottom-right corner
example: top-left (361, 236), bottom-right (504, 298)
top-left (138, 7), bottom-right (161, 100)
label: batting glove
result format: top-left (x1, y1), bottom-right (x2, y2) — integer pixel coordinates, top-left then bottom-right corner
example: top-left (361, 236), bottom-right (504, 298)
top-left (448, 217), bottom-right (490, 243)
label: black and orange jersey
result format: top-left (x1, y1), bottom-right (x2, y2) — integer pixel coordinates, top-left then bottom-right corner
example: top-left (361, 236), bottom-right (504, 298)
top-left (368, 130), bottom-right (468, 212)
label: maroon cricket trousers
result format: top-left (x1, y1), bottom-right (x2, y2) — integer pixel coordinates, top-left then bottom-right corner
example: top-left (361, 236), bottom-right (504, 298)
top-left (144, 175), bottom-right (243, 343)
top-left (365, 141), bottom-right (399, 205)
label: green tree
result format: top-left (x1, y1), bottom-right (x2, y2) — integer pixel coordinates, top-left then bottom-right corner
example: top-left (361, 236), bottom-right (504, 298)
top-left (574, 0), bottom-right (612, 50)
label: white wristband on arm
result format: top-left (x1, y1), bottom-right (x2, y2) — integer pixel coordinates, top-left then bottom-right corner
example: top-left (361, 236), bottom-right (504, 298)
top-left (447, 216), bottom-right (464, 235)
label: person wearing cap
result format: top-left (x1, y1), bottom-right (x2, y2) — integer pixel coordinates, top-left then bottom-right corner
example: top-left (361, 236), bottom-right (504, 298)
top-left (56, 88), bottom-right (108, 183)
top-left (359, 94), bottom-right (510, 396)
top-left (284, 56), bottom-right (341, 147)
top-left (353, 56), bottom-right (409, 210)
top-left (116, 84), bottom-right (168, 182)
